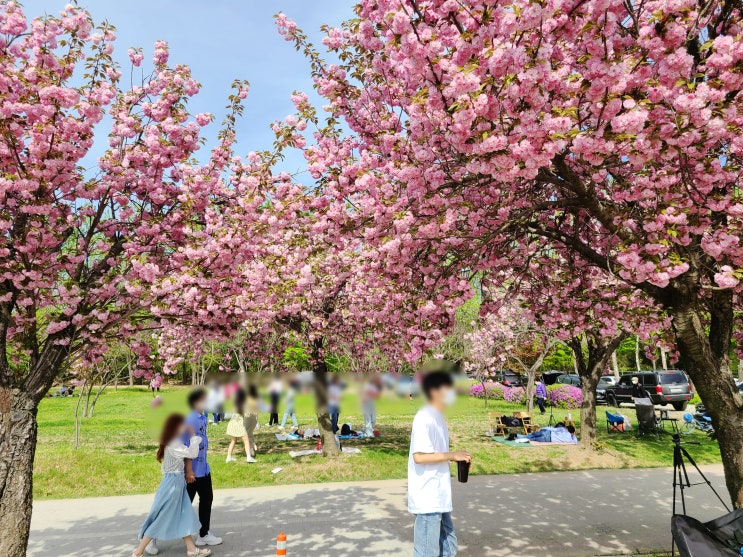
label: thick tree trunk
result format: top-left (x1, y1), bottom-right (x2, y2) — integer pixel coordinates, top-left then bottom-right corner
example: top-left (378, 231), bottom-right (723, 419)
top-left (311, 340), bottom-right (340, 456)
top-left (0, 387), bottom-right (38, 556)
top-left (579, 371), bottom-right (601, 449)
top-left (672, 305), bottom-right (743, 507)
top-left (571, 333), bottom-right (627, 450)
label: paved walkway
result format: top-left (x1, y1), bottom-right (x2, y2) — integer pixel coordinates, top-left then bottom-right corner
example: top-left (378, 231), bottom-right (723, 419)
top-left (29, 465), bottom-right (730, 557)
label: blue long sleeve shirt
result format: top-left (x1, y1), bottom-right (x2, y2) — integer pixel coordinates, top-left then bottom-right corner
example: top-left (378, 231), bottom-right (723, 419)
top-left (182, 410), bottom-right (210, 477)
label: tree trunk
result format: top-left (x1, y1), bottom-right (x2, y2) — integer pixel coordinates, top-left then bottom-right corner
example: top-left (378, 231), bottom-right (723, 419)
top-left (74, 385), bottom-right (84, 448)
top-left (89, 383), bottom-right (107, 417)
top-left (671, 305), bottom-right (743, 507)
top-left (660, 348), bottom-right (668, 371)
top-left (520, 342), bottom-right (553, 413)
top-left (0, 388), bottom-right (38, 556)
top-left (611, 351), bottom-right (620, 381)
top-left (571, 333), bottom-right (627, 450)
top-left (635, 337), bottom-right (641, 371)
top-left (311, 339), bottom-right (340, 456)
top-left (578, 370), bottom-right (601, 449)
top-left (524, 370), bottom-right (536, 413)
top-left (83, 381), bottom-right (93, 418)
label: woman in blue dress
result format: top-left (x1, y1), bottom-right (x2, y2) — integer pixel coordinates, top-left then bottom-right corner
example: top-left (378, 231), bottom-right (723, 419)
top-left (130, 414), bottom-right (212, 557)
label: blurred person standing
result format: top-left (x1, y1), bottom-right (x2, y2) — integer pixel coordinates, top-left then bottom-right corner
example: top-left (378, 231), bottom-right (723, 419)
top-left (280, 378), bottom-right (299, 429)
top-left (205, 380), bottom-right (224, 425)
top-left (225, 389), bottom-right (251, 463)
top-left (328, 375), bottom-right (342, 434)
top-left (361, 376), bottom-right (382, 436)
top-left (243, 384), bottom-right (260, 461)
top-left (535, 377), bottom-right (547, 415)
top-left (268, 375), bottom-right (282, 426)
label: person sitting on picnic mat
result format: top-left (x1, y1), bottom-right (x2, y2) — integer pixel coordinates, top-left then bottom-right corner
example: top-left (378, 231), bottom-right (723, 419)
top-left (516, 424), bottom-right (577, 443)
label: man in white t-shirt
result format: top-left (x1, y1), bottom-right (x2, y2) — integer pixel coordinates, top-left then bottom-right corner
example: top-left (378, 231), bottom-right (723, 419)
top-left (408, 371), bottom-right (472, 557)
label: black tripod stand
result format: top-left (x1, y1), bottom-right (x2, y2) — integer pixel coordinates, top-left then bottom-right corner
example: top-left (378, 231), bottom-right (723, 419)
top-left (547, 399), bottom-right (556, 426)
top-left (671, 433), bottom-right (730, 555)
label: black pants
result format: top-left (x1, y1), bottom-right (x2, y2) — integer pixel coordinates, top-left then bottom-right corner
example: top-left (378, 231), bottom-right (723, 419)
top-left (187, 474), bottom-right (213, 537)
top-left (269, 393), bottom-right (280, 425)
top-left (536, 397), bottom-right (546, 413)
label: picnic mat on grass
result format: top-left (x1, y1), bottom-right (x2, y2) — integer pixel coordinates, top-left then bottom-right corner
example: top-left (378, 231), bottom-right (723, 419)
top-left (492, 437), bottom-right (536, 447)
top-left (492, 437), bottom-right (577, 447)
top-left (289, 447), bottom-right (362, 458)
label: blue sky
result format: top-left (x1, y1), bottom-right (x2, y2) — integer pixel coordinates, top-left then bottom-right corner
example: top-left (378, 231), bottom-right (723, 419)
top-left (22, 1), bottom-right (355, 174)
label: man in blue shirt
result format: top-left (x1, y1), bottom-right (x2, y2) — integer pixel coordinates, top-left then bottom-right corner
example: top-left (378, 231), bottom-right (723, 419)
top-left (184, 389), bottom-right (222, 547)
top-left (145, 389), bottom-right (222, 555)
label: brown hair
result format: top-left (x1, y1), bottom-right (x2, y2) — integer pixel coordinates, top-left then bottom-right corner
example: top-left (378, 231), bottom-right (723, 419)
top-left (156, 413), bottom-right (185, 462)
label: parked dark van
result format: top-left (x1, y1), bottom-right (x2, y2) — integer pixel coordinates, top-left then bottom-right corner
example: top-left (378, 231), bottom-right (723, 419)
top-left (604, 370), bottom-right (692, 410)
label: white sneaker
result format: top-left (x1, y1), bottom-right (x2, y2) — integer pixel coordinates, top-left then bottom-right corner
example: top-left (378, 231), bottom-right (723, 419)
top-left (195, 532), bottom-right (223, 546)
top-left (246, 456), bottom-right (257, 463)
top-left (144, 539), bottom-right (159, 555)
top-left (225, 456), bottom-right (237, 463)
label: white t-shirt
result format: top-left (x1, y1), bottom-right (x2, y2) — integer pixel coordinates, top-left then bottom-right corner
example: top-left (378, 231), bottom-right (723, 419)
top-left (328, 383), bottom-right (342, 406)
top-left (408, 405), bottom-right (451, 514)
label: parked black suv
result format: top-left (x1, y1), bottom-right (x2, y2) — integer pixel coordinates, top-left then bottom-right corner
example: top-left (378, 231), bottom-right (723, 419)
top-left (604, 370), bottom-right (692, 410)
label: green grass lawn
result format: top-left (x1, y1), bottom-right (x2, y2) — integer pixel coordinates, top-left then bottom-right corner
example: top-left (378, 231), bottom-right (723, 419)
top-left (34, 386), bottom-right (721, 499)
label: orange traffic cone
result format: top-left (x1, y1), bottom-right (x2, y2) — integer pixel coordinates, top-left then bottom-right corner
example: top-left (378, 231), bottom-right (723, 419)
top-left (276, 532), bottom-right (287, 556)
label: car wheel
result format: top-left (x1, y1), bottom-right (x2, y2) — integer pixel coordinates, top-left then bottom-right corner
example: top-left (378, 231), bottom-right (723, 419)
top-left (608, 393), bottom-right (619, 408)
top-left (673, 401), bottom-right (688, 411)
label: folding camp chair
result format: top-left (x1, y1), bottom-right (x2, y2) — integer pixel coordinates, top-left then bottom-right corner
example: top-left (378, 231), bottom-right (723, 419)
top-left (488, 412), bottom-right (507, 437)
top-left (606, 410), bottom-right (625, 433)
top-left (514, 412), bottom-right (536, 434)
top-left (634, 397), bottom-right (662, 439)
top-left (672, 513), bottom-right (742, 556)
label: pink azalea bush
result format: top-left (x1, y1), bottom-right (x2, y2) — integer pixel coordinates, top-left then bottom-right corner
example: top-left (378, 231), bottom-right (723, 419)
top-left (470, 382), bottom-right (581, 409)
top-left (547, 385), bottom-right (582, 410)
top-left (469, 381), bottom-right (504, 400)
top-left (469, 382), bottom-right (525, 403)
top-left (503, 386), bottom-right (526, 404)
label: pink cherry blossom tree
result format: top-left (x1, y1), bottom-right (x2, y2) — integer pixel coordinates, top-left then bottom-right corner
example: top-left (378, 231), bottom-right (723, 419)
top-left (153, 129), bottom-right (467, 453)
top-left (465, 297), bottom-right (556, 412)
top-left (0, 4), bottom-right (252, 552)
top-left (283, 0), bottom-right (743, 505)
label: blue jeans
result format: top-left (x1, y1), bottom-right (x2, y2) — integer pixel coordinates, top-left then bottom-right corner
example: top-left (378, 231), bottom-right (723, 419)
top-left (413, 512), bottom-right (457, 557)
top-left (518, 430), bottom-right (552, 442)
top-left (281, 405), bottom-right (298, 428)
top-left (329, 405), bottom-right (340, 433)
